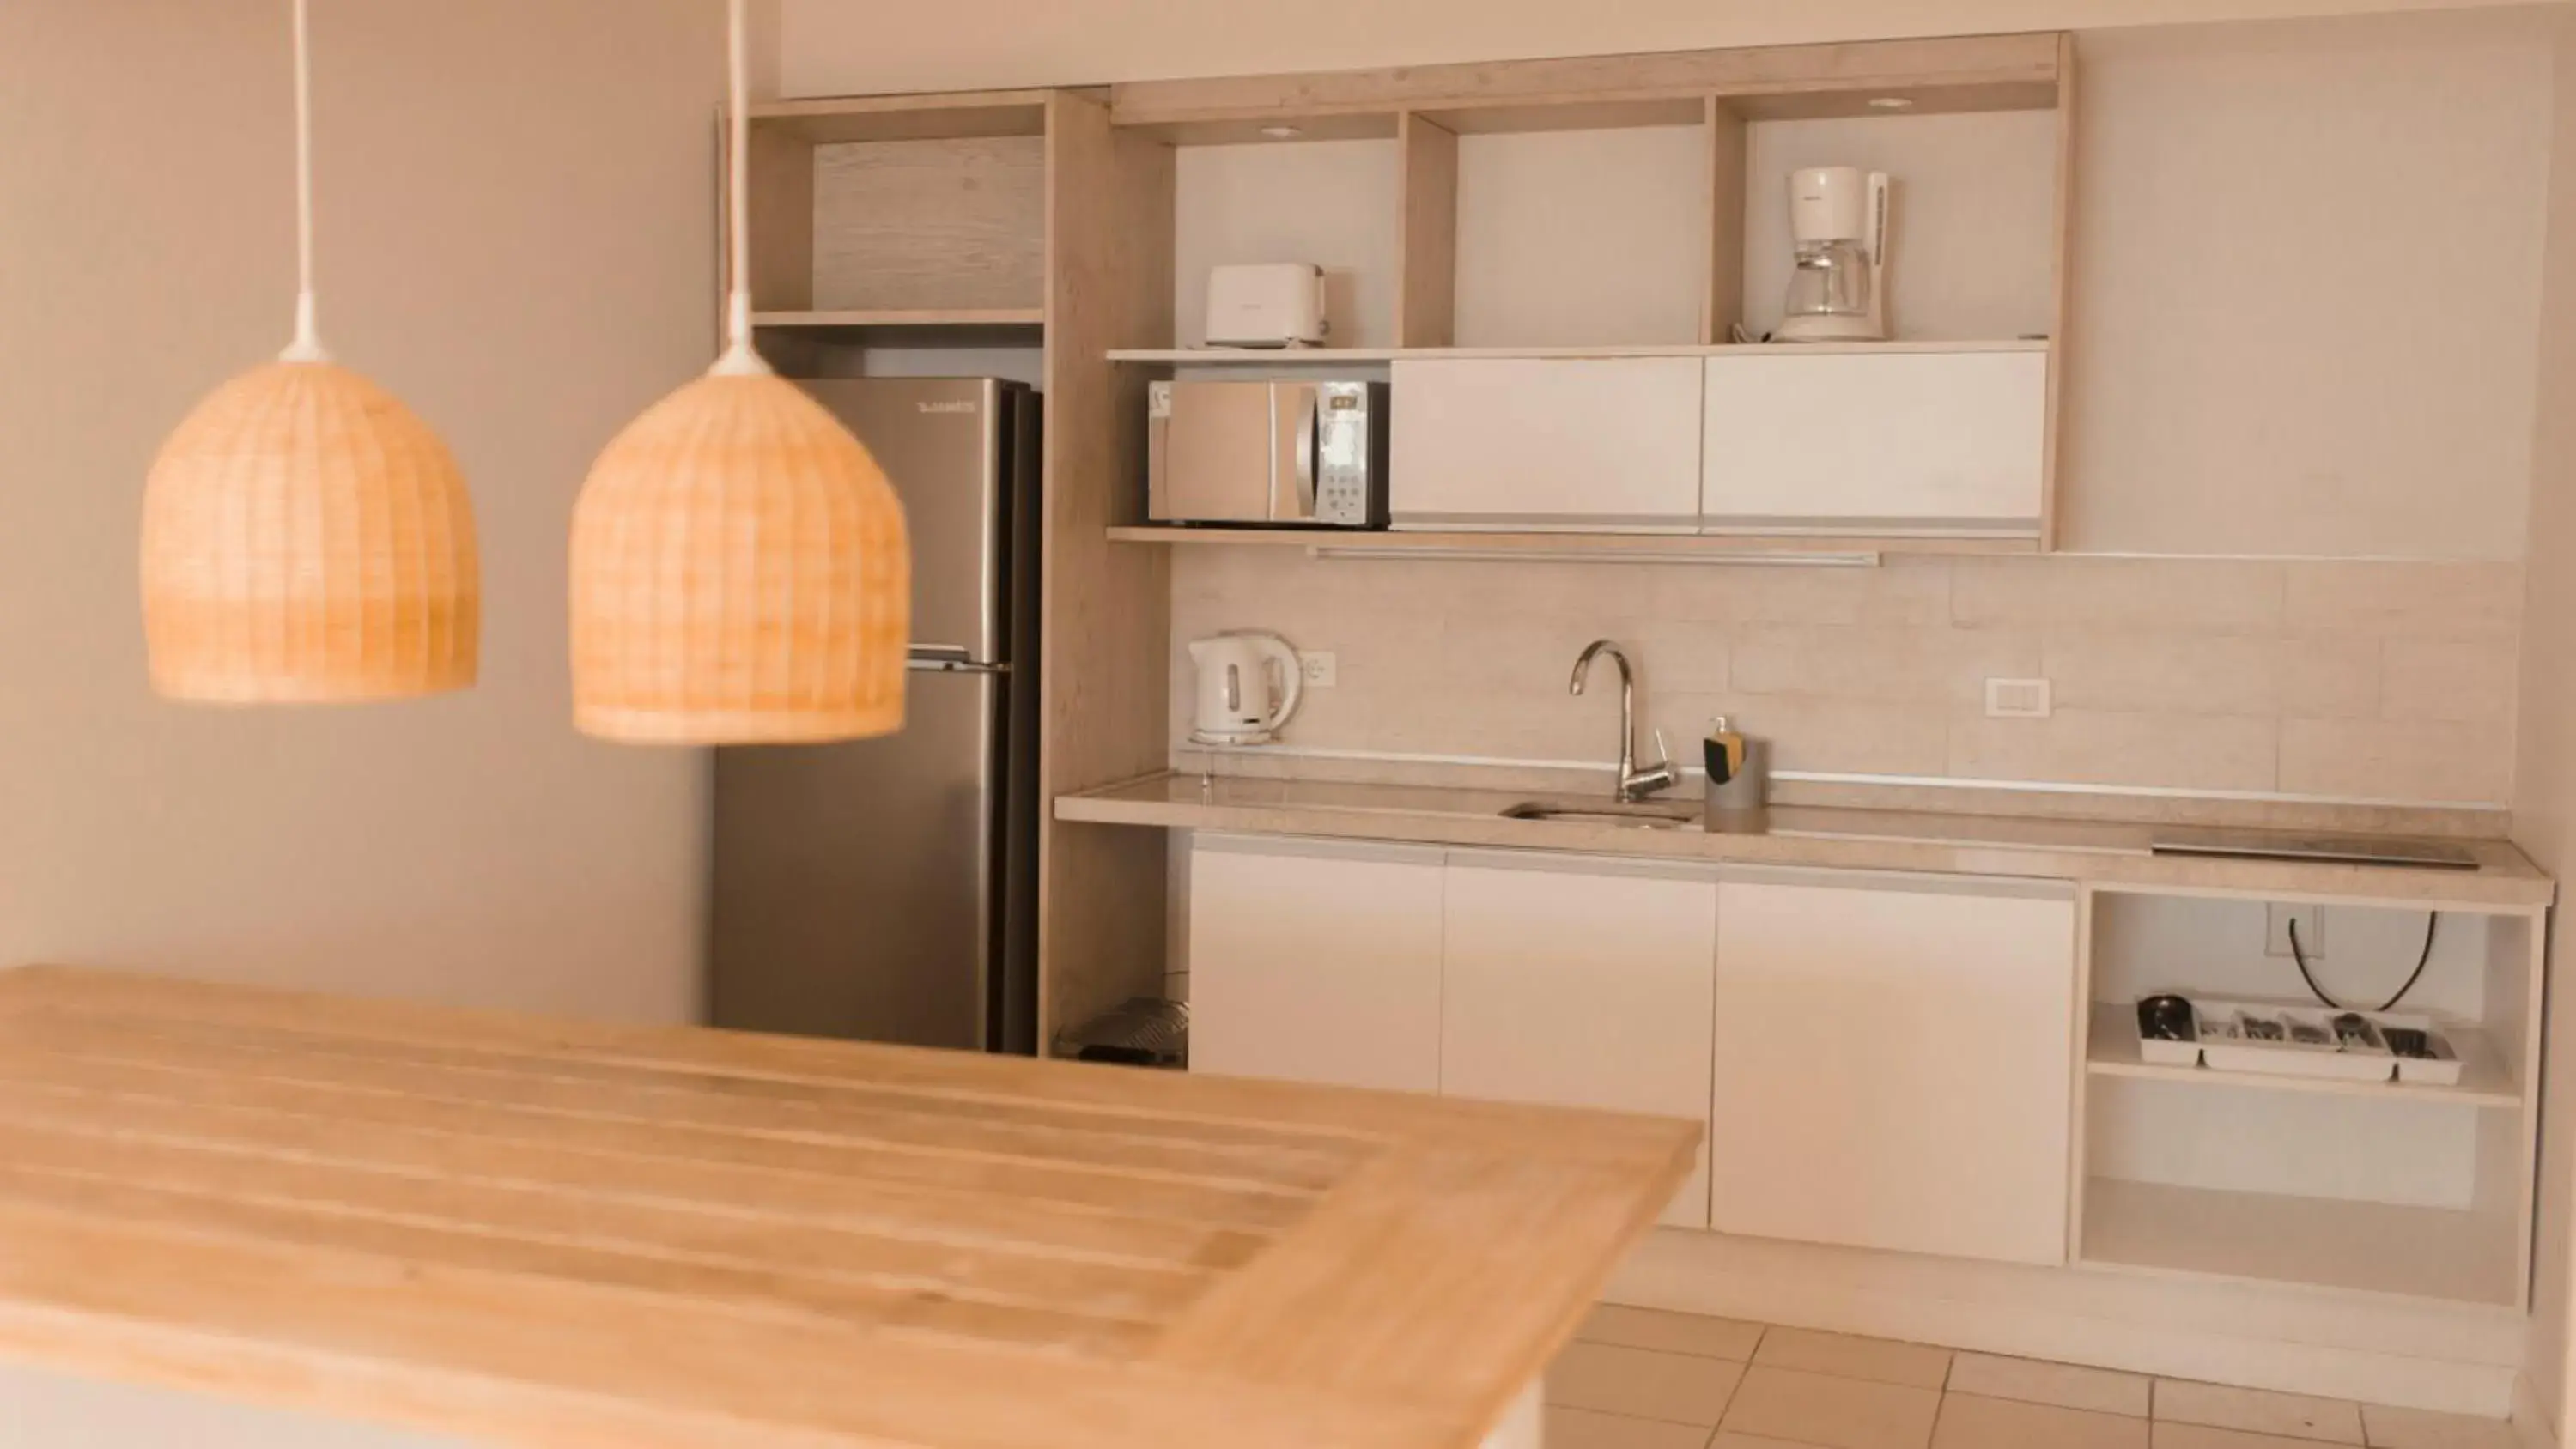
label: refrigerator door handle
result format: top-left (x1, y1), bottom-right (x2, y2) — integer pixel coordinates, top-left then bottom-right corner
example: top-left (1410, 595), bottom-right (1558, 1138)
top-left (909, 645), bottom-right (1008, 675)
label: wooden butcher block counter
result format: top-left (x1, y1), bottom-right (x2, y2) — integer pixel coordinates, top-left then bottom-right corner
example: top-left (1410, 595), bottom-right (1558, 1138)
top-left (0, 967), bottom-right (1695, 1449)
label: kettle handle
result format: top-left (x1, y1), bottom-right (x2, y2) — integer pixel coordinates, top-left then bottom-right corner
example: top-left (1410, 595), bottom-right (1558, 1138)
top-left (1250, 633), bottom-right (1303, 733)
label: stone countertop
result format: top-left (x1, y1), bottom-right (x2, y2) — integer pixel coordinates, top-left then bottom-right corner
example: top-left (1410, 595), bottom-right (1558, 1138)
top-left (0, 967), bottom-right (1692, 1449)
top-left (1058, 773), bottom-right (2555, 909)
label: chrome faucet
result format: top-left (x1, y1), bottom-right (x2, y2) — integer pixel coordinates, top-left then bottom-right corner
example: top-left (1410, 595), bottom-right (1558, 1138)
top-left (1569, 640), bottom-right (1676, 803)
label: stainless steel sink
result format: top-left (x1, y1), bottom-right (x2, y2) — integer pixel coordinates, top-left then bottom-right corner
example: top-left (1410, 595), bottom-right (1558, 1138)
top-left (1500, 798), bottom-right (1701, 830)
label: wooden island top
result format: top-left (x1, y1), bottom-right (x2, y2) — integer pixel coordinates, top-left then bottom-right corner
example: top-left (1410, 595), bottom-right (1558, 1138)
top-left (0, 967), bottom-right (1695, 1449)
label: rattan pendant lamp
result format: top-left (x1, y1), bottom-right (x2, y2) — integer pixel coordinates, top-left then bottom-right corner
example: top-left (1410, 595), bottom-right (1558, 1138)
top-left (140, 0), bottom-right (478, 703)
top-left (567, 0), bottom-right (909, 744)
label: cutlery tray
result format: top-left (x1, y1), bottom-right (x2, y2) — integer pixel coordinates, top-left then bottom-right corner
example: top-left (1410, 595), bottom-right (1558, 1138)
top-left (2136, 997), bottom-right (2462, 1086)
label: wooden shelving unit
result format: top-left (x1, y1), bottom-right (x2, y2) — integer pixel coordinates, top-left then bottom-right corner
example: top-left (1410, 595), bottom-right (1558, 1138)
top-left (735, 89), bottom-right (1174, 1058)
top-left (738, 91), bottom-right (1054, 339)
top-left (2072, 885), bottom-right (2545, 1310)
top-left (1103, 30), bottom-right (2076, 549)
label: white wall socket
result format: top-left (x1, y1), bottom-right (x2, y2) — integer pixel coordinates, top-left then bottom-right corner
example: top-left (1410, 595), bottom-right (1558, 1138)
top-left (2266, 902), bottom-right (2324, 960)
top-left (1298, 651), bottom-right (1337, 688)
top-left (1984, 677), bottom-right (2052, 718)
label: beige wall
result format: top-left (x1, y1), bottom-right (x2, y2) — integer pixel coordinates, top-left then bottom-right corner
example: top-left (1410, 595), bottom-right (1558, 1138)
top-left (777, 0), bottom-right (2534, 97)
top-left (2512, 11), bottom-right (2576, 1434)
top-left (0, 1), bottom-right (720, 1020)
top-left (2064, 11), bottom-right (2551, 558)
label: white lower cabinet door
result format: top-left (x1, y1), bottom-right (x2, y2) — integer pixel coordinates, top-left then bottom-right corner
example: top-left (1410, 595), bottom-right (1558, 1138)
top-left (1187, 835), bottom-right (1445, 1094)
top-left (1440, 854), bottom-right (1716, 1228)
top-left (1708, 871), bottom-right (2077, 1265)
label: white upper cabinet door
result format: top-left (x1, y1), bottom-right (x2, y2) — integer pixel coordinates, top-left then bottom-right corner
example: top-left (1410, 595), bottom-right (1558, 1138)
top-left (1440, 854), bottom-right (1717, 1228)
top-left (1708, 870), bottom-right (2077, 1266)
top-left (1390, 358), bottom-right (1704, 532)
top-left (1700, 349), bottom-right (2049, 535)
top-left (1187, 835), bottom-right (1445, 1094)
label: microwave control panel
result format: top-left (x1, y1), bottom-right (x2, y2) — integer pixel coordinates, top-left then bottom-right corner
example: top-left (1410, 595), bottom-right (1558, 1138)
top-left (1313, 382), bottom-right (1375, 526)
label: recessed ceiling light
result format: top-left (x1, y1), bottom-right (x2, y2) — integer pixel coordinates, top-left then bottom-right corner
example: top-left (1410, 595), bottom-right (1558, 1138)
top-left (1867, 96), bottom-right (1914, 111)
top-left (1258, 124), bottom-right (1303, 139)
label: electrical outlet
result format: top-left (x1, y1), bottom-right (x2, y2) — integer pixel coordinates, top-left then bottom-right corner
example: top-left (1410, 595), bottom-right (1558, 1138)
top-left (2266, 902), bottom-right (2324, 960)
top-left (1985, 677), bottom-right (2052, 719)
top-left (1298, 651), bottom-right (1337, 688)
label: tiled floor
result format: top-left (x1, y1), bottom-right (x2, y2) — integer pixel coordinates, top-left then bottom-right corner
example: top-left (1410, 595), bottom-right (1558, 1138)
top-left (1546, 1306), bottom-right (2518, 1449)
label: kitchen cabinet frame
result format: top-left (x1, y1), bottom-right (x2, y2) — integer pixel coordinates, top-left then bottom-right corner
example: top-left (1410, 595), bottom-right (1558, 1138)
top-left (732, 88), bottom-right (1180, 1057)
top-left (2070, 881), bottom-right (2548, 1311)
top-left (1100, 30), bottom-right (2077, 551)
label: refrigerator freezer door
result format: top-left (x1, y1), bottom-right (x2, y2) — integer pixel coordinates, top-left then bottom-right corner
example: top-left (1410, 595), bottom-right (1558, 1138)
top-left (709, 667), bottom-right (1003, 1051)
top-left (795, 378), bottom-right (1012, 662)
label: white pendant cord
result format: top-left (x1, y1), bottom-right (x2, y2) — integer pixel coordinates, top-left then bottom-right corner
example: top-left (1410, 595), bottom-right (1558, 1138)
top-left (279, 0), bottom-right (329, 363)
top-left (711, 0), bottom-right (770, 378)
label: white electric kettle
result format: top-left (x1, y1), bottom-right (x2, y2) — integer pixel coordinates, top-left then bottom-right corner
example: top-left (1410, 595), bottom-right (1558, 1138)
top-left (1188, 632), bottom-right (1303, 746)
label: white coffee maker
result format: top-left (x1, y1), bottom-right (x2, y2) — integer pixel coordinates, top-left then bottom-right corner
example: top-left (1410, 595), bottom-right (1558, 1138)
top-left (1777, 167), bottom-right (1891, 343)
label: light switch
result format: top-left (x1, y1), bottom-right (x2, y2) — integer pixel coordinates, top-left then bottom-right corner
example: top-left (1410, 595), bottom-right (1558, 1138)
top-left (1985, 677), bottom-right (2051, 719)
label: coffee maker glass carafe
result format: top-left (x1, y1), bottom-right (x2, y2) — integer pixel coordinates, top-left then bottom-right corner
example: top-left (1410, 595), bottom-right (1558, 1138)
top-left (1783, 239), bottom-right (1876, 327)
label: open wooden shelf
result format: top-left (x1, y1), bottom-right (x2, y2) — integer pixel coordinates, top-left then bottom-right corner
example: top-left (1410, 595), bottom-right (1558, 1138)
top-left (749, 89), bottom-right (1057, 143)
top-left (1110, 33), bottom-right (2065, 139)
top-left (755, 308), bottom-right (1048, 340)
top-left (759, 308), bottom-right (1046, 330)
top-left (2080, 1177), bottom-right (2522, 1307)
top-left (1108, 339), bottom-right (2047, 364)
top-left (1106, 527), bottom-right (2038, 556)
top-left (2085, 1003), bottom-right (2521, 1110)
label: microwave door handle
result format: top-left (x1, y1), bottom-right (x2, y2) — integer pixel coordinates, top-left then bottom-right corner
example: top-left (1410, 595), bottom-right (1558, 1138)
top-left (1291, 389), bottom-right (1318, 519)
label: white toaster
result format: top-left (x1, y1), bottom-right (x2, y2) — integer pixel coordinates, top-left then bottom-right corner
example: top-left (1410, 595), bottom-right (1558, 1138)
top-left (1203, 263), bottom-right (1329, 349)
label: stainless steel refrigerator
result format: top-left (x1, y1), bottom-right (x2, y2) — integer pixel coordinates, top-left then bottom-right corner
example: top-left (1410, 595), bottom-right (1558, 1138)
top-left (708, 378), bottom-right (1042, 1055)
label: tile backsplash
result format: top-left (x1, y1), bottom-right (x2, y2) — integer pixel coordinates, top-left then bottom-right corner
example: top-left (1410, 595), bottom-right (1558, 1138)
top-left (1167, 549), bottom-right (2524, 808)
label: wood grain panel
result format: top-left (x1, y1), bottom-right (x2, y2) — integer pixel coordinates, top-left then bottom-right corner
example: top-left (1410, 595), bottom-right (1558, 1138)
top-left (812, 136), bottom-right (1046, 312)
top-left (1036, 94), bottom-right (1177, 1052)
top-left (0, 967), bottom-right (1693, 1449)
top-left (1114, 33), bottom-right (2063, 130)
top-left (1704, 98), bottom-right (1747, 344)
top-left (9, 967), bottom-right (1690, 1162)
top-left (754, 90), bottom-right (1057, 144)
top-left (744, 116), bottom-right (815, 312)
top-left (1396, 112), bottom-right (1459, 348)
top-left (0, 1028), bottom-right (1318, 1234)
top-left (2039, 33), bottom-right (2076, 550)
top-left (0, 1011), bottom-right (1356, 1191)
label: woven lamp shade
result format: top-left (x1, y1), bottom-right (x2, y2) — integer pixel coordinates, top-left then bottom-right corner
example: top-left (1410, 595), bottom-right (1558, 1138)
top-left (569, 371), bottom-right (909, 744)
top-left (140, 359), bottom-right (480, 703)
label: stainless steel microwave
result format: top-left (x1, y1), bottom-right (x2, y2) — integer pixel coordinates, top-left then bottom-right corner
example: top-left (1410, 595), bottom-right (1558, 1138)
top-left (1145, 379), bottom-right (1388, 528)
